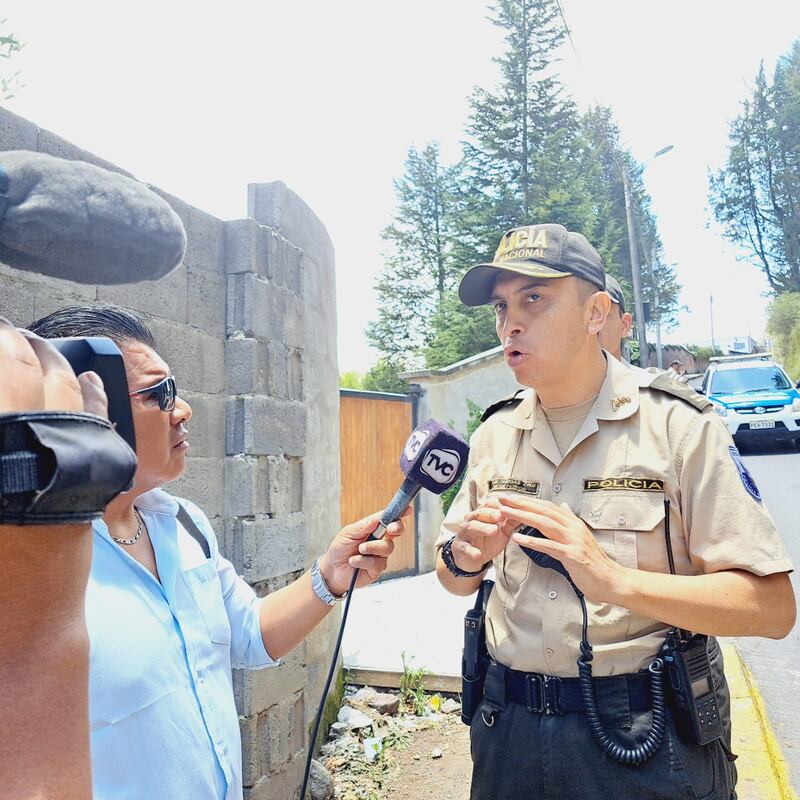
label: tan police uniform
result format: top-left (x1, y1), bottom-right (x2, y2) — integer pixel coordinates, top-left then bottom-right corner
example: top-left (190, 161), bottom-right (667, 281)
top-left (439, 352), bottom-right (792, 678)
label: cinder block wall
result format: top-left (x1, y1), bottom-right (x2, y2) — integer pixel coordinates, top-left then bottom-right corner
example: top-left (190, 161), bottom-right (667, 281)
top-left (0, 107), bottom-right (340, 800)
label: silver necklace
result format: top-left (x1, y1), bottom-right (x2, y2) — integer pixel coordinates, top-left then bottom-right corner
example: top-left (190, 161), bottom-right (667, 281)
top-left (111, 508), bottom-right (144, 546)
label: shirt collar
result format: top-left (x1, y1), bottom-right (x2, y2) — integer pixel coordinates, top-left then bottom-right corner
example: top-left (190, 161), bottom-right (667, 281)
top-left (134, 488), bottom-right (179, 516)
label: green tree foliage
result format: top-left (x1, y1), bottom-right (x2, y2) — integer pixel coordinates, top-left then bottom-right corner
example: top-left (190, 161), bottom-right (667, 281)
top-left (362, 357), bottom-right (409, 394)
top-left (0, 20), bottom-right (23, 100)
top-left (367, 0), bottom-right (679, 377)
top-left (767, 292), bottom-right (800, 378)
top-left (441, 399), bottom-right (485, 515)
top-left (339, 371), bottom-right (364, 389)
top-left (710, 40), bottom-right (800, 294)
top-left (367, 143), bottom-right (458, 362)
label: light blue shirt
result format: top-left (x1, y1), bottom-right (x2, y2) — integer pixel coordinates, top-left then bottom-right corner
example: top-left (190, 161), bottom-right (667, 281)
top-left (87, 489), bottom-right (277, 800)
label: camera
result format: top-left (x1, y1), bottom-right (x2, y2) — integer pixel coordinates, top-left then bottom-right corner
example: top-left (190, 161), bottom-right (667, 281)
top-left (51, 337), bottom-right (137, 452)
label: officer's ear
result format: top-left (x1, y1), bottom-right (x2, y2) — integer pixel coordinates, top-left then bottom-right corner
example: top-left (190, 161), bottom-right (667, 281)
top-left (586, 288), bottom-right (612, 336)
top-left (621, 312), bottom-right (633, 338)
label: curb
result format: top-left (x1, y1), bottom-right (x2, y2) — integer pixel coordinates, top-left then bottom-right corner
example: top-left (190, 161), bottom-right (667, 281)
top-left (722, 644), bottom-right (797, 800)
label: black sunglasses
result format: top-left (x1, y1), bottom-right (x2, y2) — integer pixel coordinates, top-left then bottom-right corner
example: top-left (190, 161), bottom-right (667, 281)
top-left (129, 376), bottom-right (177, 411)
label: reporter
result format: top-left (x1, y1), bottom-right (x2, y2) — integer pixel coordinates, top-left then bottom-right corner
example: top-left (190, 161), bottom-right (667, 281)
top-left (0, 319), bottom-right (108, 800)
top-left (30, 305), bottom-right (405, 800)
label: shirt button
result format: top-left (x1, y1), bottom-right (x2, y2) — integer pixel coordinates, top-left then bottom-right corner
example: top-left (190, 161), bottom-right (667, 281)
top-left (553, 483), bottom-right (562, 494)
top-left (548, 590), bottom-right (558, 600)
top-left (617, 515), bottom-right (626, 526)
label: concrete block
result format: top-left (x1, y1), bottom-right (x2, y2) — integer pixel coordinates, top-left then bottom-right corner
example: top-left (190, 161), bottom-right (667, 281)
top-left (247, 182), bottom-right (333, 267)
top-left (0, 277), bottom-right (37, 326)
top-left (290, 691), bottom-right (305, 758)
top-left (187, 265), bottom-right (226, 332)
top-left (232, 514), bottom-right (306, 584)
top-left (148, 318), bottom-right (225, 394)
top-left (0, 107), bottom-right (39, 151)
top-left (30, 287), bottom-right (105, 325)
top-left (98, 261), bottom-right (188, 323)
top-left (169, 456), bottom-right (225, 521)
top-left (288, 348), bottom-right (303, 400)
top-left (288, 458), bottom-right (303, 513)
top-left (224, 455), bottom-right (268, 518)
top-left (233, 648), bottom-right (306, 716)
top-left (0, 261), bottom-right (97, 305)
top-left (283, 245), bottom-right (304, 296)
top-left (266, 700), bottom-right (291, 770)
top-left (225, 337), bottom-right (291, 398)
top-left (227, 273), bottom-right (298, 345)
top-left (244, 757), bottom-right (304, 800)
top-left (182, 391), bottom-right (225, 459)
top-left (239, 713), bottom-right (263, 788)
top-left (183, 205), bottom-right (224, 274)
top-left (36, 128), bottom-right (134, 177)
top-left (226, 396), bottom-right (306, 457)
top-left (224, 218), bottom-right (274, 278)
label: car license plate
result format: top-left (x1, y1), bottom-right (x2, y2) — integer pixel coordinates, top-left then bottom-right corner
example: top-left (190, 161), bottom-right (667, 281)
top-left (749, 420), bottom-right (775, 430)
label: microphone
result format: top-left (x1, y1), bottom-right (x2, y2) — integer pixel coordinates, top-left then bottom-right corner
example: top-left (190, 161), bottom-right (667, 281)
top-left (0, 150), bottom-right (187, 285)
top-left (371, 419), bottom-right (469, 540)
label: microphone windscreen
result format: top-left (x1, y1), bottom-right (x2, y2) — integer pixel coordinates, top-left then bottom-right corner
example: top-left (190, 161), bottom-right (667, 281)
top-left (0, 150), bottom-right (187, 285)
top-left (400, 419), bottom-right (469, 495)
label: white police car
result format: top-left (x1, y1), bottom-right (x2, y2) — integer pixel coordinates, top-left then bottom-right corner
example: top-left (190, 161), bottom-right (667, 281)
top-left (700, 354), bottom-right (800, 449)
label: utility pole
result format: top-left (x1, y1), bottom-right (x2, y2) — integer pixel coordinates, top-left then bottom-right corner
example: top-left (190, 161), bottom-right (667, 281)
top-left (710, 292), bottom-right (717, 354)
top-left (621, 168), bottom-right (649, 367)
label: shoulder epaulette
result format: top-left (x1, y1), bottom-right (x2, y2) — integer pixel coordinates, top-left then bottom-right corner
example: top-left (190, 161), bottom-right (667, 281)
top-left (481, 389), bottom-right (526, 422)
top-left (646, 373), bottom-right (712, 412)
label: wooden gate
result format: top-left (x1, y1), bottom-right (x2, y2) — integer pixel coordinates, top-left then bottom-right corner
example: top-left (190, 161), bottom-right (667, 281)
top-left (339, 390), bottom-right (416, 578)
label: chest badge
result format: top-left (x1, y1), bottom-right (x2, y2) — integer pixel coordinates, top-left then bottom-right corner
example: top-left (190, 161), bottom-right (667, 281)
top-left (611, 395), bottom-right (631, 412)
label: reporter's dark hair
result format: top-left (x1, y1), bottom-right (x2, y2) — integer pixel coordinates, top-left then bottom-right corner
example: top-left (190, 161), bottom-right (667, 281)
top-left (28, 306), bottom-right (155, 349)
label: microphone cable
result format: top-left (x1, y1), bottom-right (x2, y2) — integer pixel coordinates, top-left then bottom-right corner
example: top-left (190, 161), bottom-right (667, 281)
top-left (299, 567), bottom-right (361, 799)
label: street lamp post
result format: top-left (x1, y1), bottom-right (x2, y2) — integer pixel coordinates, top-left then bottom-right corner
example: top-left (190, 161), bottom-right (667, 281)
top-left (618, 145), bottom-right (673, 368)
top-left (621, 168), bottom-right (649, 366)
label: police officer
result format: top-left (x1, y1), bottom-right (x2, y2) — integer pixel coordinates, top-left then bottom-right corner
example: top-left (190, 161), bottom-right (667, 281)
top-left (436, 223), bottom-right (795, 800)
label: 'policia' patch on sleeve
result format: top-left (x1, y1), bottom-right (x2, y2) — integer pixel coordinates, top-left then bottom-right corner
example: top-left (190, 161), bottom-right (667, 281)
top-left (488, 478), bottom-right (540, 496)
top-left (583, 478), bottom-right (665, 492)
top-left (728, 446), bottom-right (762, 502)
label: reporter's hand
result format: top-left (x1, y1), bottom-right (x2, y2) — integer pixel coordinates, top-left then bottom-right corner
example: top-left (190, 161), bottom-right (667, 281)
top-left (0, 318), bottom-right (108, 416)
top-left (449, 494), bottom-right (516, 572)
top-left (318, 507), bottom-right (410, 595)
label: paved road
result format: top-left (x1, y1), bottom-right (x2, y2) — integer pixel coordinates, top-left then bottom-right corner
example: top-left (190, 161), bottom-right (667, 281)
top-left (736, 442), bottom-right (800, 789)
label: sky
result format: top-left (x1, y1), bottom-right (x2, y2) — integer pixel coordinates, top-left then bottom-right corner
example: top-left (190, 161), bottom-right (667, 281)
top-left (2, 1), bottom-right (799, 371)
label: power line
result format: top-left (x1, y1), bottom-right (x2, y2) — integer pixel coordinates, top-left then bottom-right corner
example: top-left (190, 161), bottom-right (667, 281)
top-left (555, 0), bottom-right (582, 67)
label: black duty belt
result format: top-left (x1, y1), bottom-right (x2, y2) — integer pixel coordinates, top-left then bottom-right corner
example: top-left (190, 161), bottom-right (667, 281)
top-left (498, 662), bottom-right (653, 715)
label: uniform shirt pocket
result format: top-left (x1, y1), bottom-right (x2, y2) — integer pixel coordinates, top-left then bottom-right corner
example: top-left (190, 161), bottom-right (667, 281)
top-left (580, 492), bottom-right (666, 570)
top-left (182, 560), bottom-right (232, 645)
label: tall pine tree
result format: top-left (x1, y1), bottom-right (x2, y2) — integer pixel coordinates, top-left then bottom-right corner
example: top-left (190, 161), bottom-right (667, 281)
top-left (366, 143), bottom-right (459, 367)
top-left (710, 41), bottom-right (800, 294)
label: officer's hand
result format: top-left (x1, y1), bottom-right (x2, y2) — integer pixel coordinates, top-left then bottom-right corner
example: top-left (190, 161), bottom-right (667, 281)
top-left (318, 507), bottom-right (410, 596)
top-left (496, 494), bottom-right (622, 603)
top-left (451, 495), bottom-right (517, 572)
top-left (0, 319), bottom-right (108, 416)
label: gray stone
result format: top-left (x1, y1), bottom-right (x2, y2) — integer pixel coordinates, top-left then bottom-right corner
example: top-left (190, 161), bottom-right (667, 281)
top-left (327, 721), bottom-right (350, 739)
top-left (0, 107), bottom-right (39, 151)
top-left (337, 706), bottom-right (373, 731)
top-left (442, 698), bottom-right (462, 714)
top-left (431, 748), bottom-right (443, 759)
top-left (367, 692), bottom-right (400, 716)
top-left (351, 687), bottom-right (378, 703)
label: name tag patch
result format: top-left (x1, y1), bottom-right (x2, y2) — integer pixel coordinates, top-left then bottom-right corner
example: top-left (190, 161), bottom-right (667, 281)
top-left (728, 446), bottom-right (762, 503)
top-left (488, 478), bottom-right (540, 496)
top-left (583, 478), bottom-right (665, 492)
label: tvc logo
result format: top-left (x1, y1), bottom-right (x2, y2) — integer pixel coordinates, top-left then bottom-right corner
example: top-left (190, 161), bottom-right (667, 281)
top-left (420, 448), bottom-right (462, 484)
top-left (403, 430), bottom-right (429, 462)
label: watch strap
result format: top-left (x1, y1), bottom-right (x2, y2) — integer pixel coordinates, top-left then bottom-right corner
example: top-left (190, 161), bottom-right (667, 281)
top-left (441, 536), bottom-right (491, 577)
top-left (311, 557), bottom-right (345, 606)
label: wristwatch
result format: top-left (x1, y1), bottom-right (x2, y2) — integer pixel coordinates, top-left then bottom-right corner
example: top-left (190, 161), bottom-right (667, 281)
top-left (311, 558), bottom-right (346, 606)
top-left (441, 536), bottom-right (491, 577)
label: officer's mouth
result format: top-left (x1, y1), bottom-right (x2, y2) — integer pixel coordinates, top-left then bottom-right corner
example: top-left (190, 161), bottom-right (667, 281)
top-left (504, 346), bottom-right (526, 367)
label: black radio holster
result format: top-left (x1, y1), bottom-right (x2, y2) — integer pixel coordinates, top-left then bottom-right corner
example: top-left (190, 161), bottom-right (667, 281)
top-left (461, 578), bottom-right (494, 725)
